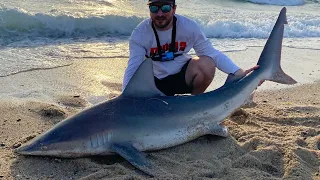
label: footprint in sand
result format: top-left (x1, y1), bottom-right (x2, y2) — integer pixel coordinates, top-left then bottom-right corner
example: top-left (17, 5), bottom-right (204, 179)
top-left (26, 101), bottom-right (66, 119)
top-left (56, 95), bottom-right (88, 108)
top-left (39, 105), bottom-right (66, 118)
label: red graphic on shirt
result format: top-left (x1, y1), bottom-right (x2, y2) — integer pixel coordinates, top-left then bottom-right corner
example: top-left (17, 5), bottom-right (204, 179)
top-left (150, 41), bottom-right (186, 56)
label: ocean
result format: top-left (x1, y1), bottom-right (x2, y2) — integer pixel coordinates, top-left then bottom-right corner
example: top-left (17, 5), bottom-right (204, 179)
top-left (0, 0), bottom-right (319, 83)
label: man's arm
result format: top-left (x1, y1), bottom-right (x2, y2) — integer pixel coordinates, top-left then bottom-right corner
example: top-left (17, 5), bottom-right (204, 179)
top-left (192, 23), bottom-right (240, 74)
top-left (122, 38), bottom-right (146, 92)
top-left (191, 22), bottom-right (263, 85)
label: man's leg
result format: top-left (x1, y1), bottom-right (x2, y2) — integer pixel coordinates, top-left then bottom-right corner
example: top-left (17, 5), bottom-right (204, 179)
top-left (154, 60), bottom-right (192, 96)
top-left (185, 56), bottom-right (216, 95)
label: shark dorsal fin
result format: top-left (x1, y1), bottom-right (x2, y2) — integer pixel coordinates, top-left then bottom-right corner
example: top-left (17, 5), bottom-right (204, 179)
top-left (122, 58), bottom-right (165, 97)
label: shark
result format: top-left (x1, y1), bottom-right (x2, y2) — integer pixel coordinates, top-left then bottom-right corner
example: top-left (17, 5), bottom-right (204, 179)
top-left (16, 7), bottom-right (296, 177)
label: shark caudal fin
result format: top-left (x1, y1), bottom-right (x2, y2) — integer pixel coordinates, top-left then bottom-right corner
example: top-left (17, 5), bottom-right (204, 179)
top-left (257, 7), bottom-right (297, 85)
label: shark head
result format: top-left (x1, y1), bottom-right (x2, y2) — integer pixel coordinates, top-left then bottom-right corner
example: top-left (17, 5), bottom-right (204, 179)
top-left (16, 112), bottom-right (115, 157)
top-left (16, 128), bottom-right (94, 157)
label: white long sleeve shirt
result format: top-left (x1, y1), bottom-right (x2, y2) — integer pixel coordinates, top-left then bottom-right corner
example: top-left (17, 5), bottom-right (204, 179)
top-left (122, 14), bottom-right (240, 91)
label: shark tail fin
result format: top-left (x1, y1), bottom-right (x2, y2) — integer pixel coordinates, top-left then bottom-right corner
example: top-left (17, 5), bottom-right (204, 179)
top-left (269, 67), bottom-right (297, 84)
top-left (257, 7), bottom-right (297, 85)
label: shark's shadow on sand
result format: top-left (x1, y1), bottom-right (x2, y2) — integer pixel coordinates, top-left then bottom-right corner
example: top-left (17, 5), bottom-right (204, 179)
top-left (10, 134), bottom-right (285, 179)
top-left (9, 104), bottom-right (320, 179)
top-left (9, 99), bottom-right (319, 179)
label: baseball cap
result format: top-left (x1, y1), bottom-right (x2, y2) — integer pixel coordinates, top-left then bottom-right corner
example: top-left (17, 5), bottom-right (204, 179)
top-left (147, 0), bottom-right (175, 5)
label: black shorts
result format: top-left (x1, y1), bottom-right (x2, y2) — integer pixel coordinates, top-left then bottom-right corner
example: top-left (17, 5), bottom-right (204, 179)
top-left (154, 60), bottom-right (193, 96)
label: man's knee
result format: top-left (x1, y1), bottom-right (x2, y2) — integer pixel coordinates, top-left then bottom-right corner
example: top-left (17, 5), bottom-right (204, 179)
top-left (186, 56), bottom-right (216, 88)
top-left (190, 56), bottom-right (216, 79)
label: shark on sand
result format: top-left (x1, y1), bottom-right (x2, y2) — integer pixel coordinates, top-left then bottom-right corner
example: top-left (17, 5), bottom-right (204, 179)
top-left (16, 7), bottom-right (296, 177)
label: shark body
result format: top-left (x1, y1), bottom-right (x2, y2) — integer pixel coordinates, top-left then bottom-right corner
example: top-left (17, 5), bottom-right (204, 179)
top-left (17, 7), bottom-right (296, 176)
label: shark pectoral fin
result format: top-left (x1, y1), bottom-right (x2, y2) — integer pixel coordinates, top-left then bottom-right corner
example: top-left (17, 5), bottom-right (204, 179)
top-left (208, 124), bottom-right (229, 137)
top-left (110, 142), bottom-right (156, 177)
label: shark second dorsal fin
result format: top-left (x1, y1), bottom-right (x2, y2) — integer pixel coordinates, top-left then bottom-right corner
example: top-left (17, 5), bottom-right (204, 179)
top-left (223, 73), bottom-right (245, 86)
top-left (122, 58), bottom-right (165, 97)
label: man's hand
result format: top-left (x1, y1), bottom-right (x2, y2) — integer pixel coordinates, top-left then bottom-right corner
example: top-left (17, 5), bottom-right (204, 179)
top-left (234, 65), bottom-right (264, 86)
top-left (234, 65), bottom-right (259, 76)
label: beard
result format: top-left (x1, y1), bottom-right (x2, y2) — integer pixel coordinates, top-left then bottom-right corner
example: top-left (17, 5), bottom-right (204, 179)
top-left (153, 16), bottom-right (172, 29)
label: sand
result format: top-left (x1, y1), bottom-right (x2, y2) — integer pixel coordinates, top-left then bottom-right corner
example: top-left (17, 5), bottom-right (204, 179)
top-left (0, 46), bottom-right (319, 180)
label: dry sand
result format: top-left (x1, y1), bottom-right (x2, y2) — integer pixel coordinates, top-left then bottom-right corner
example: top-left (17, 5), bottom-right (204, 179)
top-left (0, 46), bottom-right (319, 180)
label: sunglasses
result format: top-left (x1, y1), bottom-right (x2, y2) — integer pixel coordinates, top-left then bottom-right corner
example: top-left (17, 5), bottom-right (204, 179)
top-left (149, 4), bottom-right (173, 13)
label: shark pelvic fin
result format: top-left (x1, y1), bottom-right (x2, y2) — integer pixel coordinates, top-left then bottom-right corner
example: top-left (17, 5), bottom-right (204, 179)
top-left (207, 124), bottom-right (229, 137)
top-left (122, 58), bottom-right (165, 97)
top-left (110, 142), bottom-right (156, 177)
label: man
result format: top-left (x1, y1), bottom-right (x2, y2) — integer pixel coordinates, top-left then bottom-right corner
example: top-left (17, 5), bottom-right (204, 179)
top-left (122, 0), bottom-right (259, 96)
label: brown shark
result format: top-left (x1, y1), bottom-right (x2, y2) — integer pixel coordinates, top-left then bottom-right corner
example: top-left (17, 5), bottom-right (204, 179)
top-left (16, 7), bottom-right (296, 177)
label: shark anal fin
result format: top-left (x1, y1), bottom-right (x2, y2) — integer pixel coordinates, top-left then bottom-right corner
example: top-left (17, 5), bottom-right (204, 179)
top-left (110, 142), bottom-right (156, 177)
top-left (208, 124), bottom-right (229, 137)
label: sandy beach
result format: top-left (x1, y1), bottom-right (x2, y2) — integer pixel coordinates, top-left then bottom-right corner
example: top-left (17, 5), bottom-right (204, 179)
top-left (0, 46), bottom-right (319, 180)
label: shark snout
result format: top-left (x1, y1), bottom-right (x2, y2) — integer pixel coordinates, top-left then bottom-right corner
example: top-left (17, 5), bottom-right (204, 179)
top-left (15, 140), bottom-right (47, 155)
